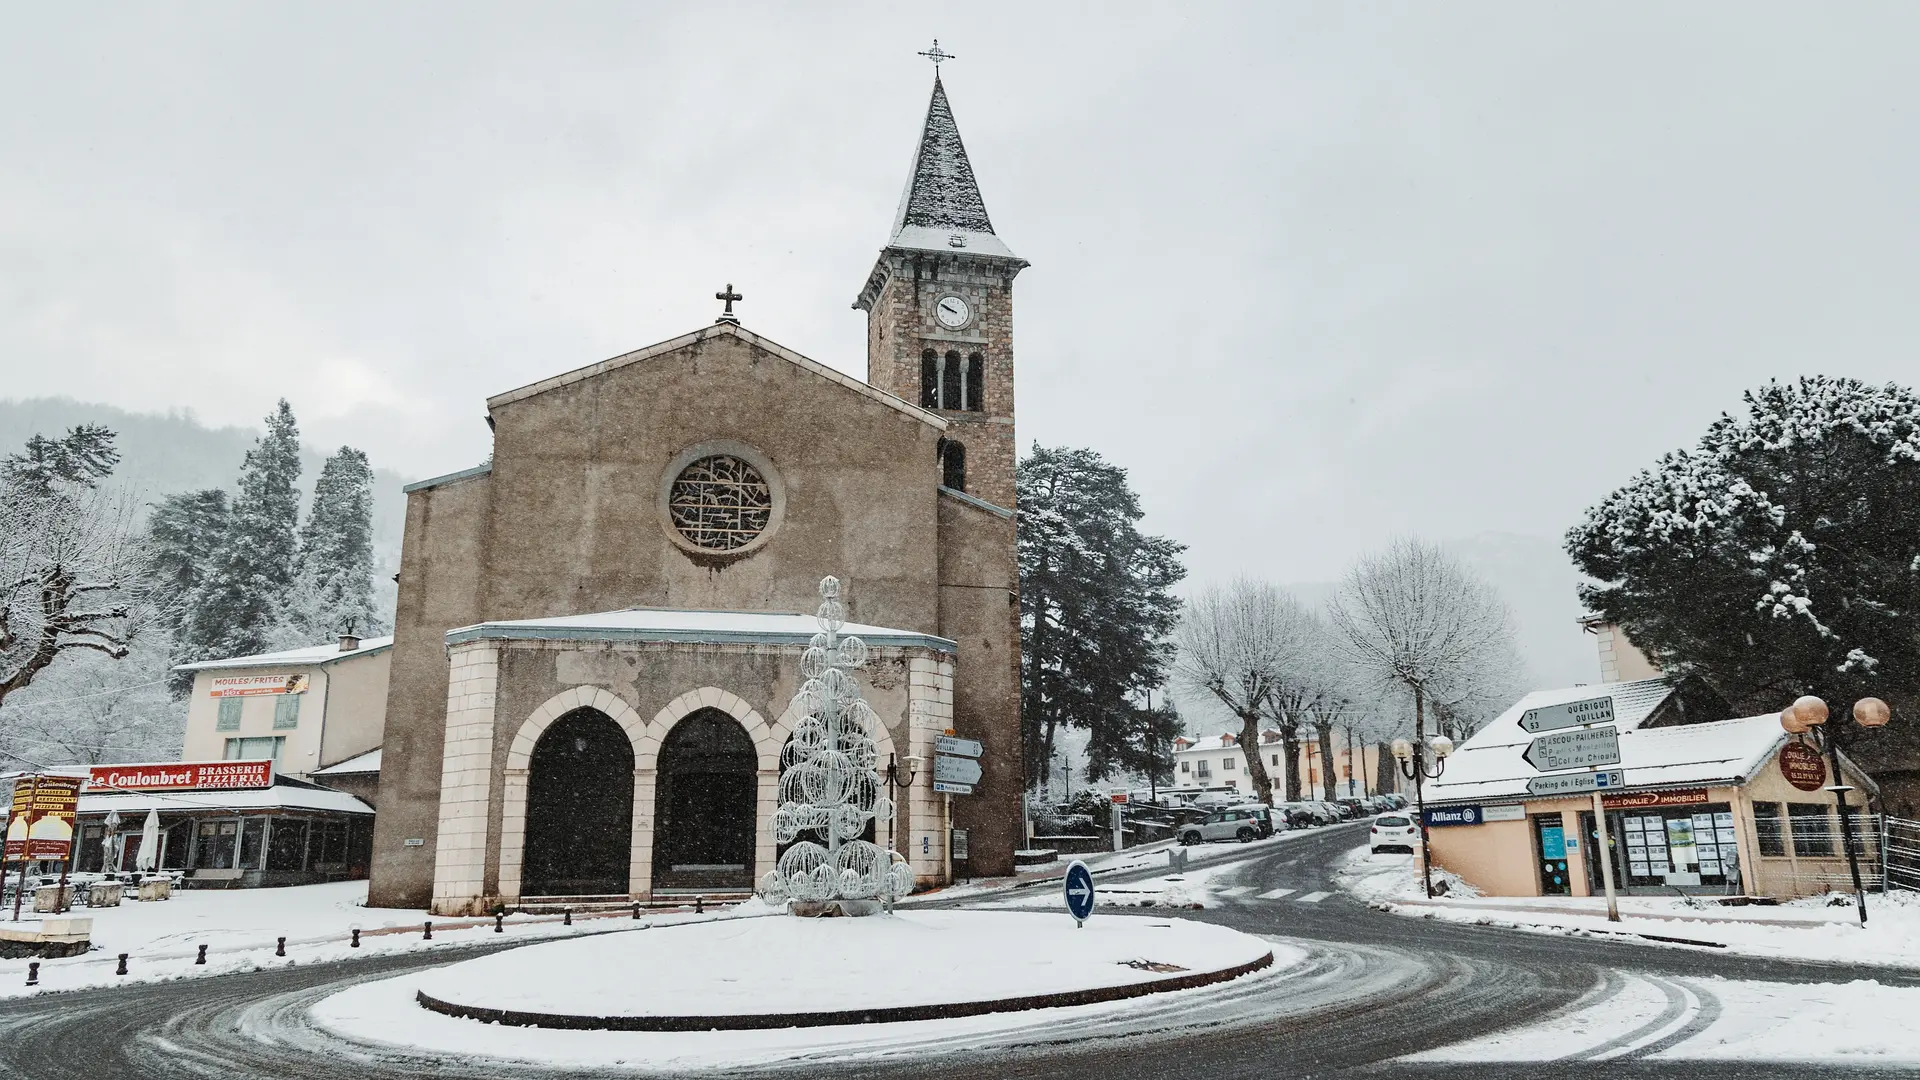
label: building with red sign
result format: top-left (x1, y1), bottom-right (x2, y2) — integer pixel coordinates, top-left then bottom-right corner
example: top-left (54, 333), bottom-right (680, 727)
top-left (1419, 678), bottom-right (1880, 901)
top-left (173, 632), bottom-right (390, 784)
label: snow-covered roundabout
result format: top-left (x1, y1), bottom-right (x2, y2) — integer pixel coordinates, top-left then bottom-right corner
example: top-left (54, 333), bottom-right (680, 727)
top-left (309, 910), bottom-right (1286, 1070)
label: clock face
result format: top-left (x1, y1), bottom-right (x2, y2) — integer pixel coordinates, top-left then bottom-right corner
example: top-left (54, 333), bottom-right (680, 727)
top-left (934, 295), bottom-right (971, 329)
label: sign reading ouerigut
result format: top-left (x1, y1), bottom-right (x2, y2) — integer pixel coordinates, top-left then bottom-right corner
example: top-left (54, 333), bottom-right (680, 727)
top-left (1518, 695), bottom-right (1616, 734)
top-left (1521, 725), bottom-right (1622, 773)
top-left (1526, 769), bottom-right (1626, 797)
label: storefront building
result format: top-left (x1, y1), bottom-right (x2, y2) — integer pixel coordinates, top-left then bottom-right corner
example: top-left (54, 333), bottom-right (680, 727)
top-left (69, 760), bottom-right (374, 888)
top-left (173, 633), bottom-right (391, 780)
top-left (1422, 680), bottom-right (1877, 900)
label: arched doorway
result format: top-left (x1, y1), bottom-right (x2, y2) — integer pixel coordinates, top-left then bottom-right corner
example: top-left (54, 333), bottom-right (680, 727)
top-left (523, 707), bottom-right (634, 897)
top-left (652, 707), bottom-right (758, 893)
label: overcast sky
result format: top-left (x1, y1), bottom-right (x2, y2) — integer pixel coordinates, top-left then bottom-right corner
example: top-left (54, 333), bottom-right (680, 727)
top-left (5, 4), bottom-right (1918, 588)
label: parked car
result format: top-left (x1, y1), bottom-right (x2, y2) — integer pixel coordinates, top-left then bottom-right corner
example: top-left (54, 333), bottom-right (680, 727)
top-left (1177, 805), bottom-right (1273, 845)
top-left (1335, 798), bottom-right (1367, 819)
top-left (1370, 813), bottom-right (1419, 853)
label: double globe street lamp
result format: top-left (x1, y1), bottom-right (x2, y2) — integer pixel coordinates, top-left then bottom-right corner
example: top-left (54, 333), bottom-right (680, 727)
top-left (1392, 733), bottom-right (1456, 899)
top-left (1779, 694), bottom-right (1891, 926)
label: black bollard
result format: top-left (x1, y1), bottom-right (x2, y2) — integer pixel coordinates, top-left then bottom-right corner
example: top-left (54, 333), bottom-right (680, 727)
top-left (195, 945), bottom-right (207, 966)
top-left (275, 936), bottom-right (286, 957)
top-left (422, 921), bottom-right (432, 941)
top-left (350, 928), bottom-right (361, 948)
top-left (494, 912), bottom-right (504, 933)
top-left (563, 908), bottom-right (572, 926)
top-left (26, 962), bottom-right (39, 987)
top-left (116, 954), bottom-right (128, 976)
top-left (695, 895), bottom-right (704, 914)
top-left (632, 903), bottom-right (641, 920)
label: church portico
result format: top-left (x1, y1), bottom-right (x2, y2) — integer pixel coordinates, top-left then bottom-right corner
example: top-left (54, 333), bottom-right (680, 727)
top-left (426, 610), bottom-right (953, 916)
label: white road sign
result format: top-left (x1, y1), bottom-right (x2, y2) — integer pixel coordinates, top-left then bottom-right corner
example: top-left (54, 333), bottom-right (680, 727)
top-left (932, 780), bottom-right (974, 795)
top-left (933, 755), bottom-right (983, 786)
top-left (1522, 725), bottom-right (1623, 773)
top-left (934, 735), bottom-right (984, 758)
top-left (1526, 769), bottom-right (1626, 797)
top-left (1518, 695), bottom-right (1616, 734)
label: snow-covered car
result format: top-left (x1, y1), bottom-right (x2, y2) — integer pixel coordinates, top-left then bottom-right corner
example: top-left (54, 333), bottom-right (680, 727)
top-left (1370, 813), bottom-right (1419, 853)
top-left (1177, 806), bottom-right (1272, 845)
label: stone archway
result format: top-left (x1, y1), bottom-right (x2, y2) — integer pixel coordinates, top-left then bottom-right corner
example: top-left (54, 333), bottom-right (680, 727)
top-left (651, 707), bottom-right (759, 893)
top-left (522, 708), bottom-right (635, 897)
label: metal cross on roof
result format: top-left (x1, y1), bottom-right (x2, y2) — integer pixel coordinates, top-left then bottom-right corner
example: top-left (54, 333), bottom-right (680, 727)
top-left (918, 39), bottom-right (955, 70)
top-left (715, 283), bottom-right (743, 324)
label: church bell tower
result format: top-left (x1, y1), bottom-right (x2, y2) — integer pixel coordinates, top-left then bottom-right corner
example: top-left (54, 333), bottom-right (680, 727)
top-left (855, 71), bottom-right (1026, 510)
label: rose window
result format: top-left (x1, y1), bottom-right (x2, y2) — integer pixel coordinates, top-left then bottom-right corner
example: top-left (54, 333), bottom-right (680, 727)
top-left (667, 455), bottom-right (773, 551)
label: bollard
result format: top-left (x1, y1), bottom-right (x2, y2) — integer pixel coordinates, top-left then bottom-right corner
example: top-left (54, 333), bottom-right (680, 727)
top-left (632, 903), bottom-right (641, 920)
top-left (695, 895), bottom-right (704, 914)
top-left (494, 912), bottom-right (504, 933)
top-left (116, 954), bottom-right (128, 976)
top-left (423, 921), bottom-right (432, 941)
top-left (195, 945), bottom-right (207, 966)
top-left (563, 908), bottom-right (572, 926)
top-left (275, 936), bottom-right (286, 957)
top-left (26, 962), bottom-right (39, 987)
top-left (350, 928), bottom-right (361, 948)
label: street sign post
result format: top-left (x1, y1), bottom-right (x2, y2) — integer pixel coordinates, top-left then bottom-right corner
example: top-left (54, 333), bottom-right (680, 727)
top-left (1063, 860), bottom-right (1095, 925)
top-left (933, 755), bottom-right (983, 786)
top-left (1518, 695), bottom-right (1616, 734)
top-left (933, 735), bottom-right (984, 758)
top-left (1521, 725), bottom-right (1622, 773)
top-left (1525, 768), bottom-right (1626, 797)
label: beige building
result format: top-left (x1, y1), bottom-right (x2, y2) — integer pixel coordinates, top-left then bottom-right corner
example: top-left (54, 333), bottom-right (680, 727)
top-left (1580, 615), bottom-right (1662, 683)
top-left (1421, 679), bottom-right (1876, 900)
top-left (1171, 731), bottom-right (1387, 801)
top-left (174, 633), bottom-right (392, 780)
top-left (370, 72), bottom-right (1024, 915)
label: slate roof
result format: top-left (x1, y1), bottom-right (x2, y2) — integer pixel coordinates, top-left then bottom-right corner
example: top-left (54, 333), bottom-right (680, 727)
top-left (886, 77), bottom-right (1020, 262)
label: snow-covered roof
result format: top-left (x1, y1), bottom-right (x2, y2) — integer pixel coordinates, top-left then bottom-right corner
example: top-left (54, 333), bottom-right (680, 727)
top-left (173, 636), bottom-right (394, 672)
top-left (1450, 678), bottom-right (1677, 753)
top-left (886, 77), bottom-right (1021, 263)
top-left (445, 608), bottom-right (957, 654)
top-left (76, 784), bottom-right (373, 816)
top-left (313, 748), bottom-right (381, 776)
top-left (1175, 731), bottom-right (1281, 753)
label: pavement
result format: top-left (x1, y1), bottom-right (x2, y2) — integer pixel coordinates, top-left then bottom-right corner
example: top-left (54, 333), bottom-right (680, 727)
top-left (2, 822), bottom-right (1916, 1078)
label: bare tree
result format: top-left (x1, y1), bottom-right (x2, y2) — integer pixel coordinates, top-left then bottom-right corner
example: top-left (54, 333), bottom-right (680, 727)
top-left (1172, 579), bottom-right (1316, 806)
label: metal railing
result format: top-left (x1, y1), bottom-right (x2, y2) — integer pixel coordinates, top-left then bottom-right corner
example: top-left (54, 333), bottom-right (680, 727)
top-left (1882, 815), bottom-right (1920, 892)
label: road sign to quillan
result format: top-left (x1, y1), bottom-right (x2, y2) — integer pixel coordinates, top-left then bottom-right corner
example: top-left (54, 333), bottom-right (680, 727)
top-left (1518, 695), bottom-right (1616, 734)
top-left (1521, 725), bottom-right (1623, 773)
top-left (1526, 768), bottom-right (1626, 797)
top-left (934, 735), bottom-right (984, 758)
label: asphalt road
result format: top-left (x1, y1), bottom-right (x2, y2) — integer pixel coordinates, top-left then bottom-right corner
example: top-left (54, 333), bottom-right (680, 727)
top-left (1, 822), bottom-right (1912, 1079)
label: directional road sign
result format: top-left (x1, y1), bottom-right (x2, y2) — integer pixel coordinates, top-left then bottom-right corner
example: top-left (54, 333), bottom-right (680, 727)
top-left (1522, 724), bottom-right (1622, 773)
top-left (934, 735), bottom-right (984, 758)
top-left (1518, 695), bottom-right (1616, 734)
top-left (933, 754), bottom-right (983, 786)
top-left (932, 780), bottom-right (974, 795)
top-left (1064, 860), bottom-right (1095, 923)
top-left (1526, 768), bottom-right (1626, 797)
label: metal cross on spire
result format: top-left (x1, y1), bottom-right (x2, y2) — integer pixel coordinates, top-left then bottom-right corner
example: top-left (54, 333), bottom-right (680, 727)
top-left (714, 283), bottom-right (743, 324)
top-left (918, 39), bottom-right (955, 71)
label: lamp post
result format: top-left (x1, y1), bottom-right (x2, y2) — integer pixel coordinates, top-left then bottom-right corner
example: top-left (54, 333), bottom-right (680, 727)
top-left (1780, 694), bottom-right (1891, 927)
top-left (1393, 732), bottom-right (1455, 899)
top-left (881, 754), bottom-right (920, 856)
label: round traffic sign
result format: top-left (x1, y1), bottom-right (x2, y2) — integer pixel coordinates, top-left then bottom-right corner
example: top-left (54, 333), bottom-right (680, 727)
top-left (1063, 860), bottom-right (1095, 922)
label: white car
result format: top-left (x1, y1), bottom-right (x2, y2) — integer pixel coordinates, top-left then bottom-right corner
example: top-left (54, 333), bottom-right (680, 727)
top-left (1369, 813), bottom-right (1418, 854)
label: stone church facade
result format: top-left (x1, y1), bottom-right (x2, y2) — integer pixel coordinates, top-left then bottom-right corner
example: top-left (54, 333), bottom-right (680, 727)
top-left (368, 74), bottom-right (1026, 914)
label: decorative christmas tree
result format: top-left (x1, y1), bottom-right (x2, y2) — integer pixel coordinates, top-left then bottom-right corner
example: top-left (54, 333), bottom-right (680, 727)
top-left (759, 577), bottom-right (915, 914)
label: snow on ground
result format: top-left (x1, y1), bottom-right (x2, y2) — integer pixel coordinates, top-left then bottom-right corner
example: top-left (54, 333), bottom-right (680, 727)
top-left (1339, 845), bottom-right (1920, 970)
top-left (0, 881), bottom-right (742, 1000)
top-left (409, 910), bottom-right (1275, 1018)
top-left (987, 858), bottom-right (1247, 911)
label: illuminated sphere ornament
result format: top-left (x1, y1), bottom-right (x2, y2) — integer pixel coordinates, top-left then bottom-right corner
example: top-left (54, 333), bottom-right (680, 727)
top-left (1854, 697), bottom-right (1892, 728)
top-left (758, 576), bottom-right (914, 914)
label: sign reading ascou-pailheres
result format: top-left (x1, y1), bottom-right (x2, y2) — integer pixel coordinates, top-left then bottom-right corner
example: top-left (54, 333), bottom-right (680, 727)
top-left (88, 760), bottom-right (274, 792)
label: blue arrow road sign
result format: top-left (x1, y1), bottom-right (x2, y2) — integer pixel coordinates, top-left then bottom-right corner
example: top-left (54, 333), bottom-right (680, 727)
top-left (1064, 860), bottom-right (1095, 922)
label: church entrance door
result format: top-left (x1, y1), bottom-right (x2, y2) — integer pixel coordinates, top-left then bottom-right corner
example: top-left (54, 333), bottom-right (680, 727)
top-left (652, 707), bottom-right (758, 893)
top-left (523, 708), bottom-right (634, 897)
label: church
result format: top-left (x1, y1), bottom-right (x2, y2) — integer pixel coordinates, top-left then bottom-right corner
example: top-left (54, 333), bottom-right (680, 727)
top-left (367, 69), bottom-right (1026, 914)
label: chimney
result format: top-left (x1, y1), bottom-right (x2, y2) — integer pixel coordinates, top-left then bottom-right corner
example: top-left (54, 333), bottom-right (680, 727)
top-left (338, 633), bottom-right (360, 653)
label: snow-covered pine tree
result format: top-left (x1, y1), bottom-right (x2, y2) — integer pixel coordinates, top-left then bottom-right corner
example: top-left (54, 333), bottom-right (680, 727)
top-left (149, 489), bottom-right (233, 693)
top-left (1567, 375), bottom-right (1920, 734)
top-left (1017, 445), bottom-right (1186, 790)
top-left (180, 401), bottom-right (301, 667)
top-left (275, 446), bottom-right (383, 647)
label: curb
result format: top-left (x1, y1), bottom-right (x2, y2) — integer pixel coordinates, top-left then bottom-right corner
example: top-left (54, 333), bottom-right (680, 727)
top-left (415, 949), bottom-right (1275, 1031)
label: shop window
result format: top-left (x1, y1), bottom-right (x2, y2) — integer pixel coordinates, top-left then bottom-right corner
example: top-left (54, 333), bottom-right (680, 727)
top-left (273, 694), bottom-right (302, 730)
top-left (216, 697), bottom-right (243, 732)
top-left (160, 821), bottom-right (192, 870)
top-left (194, 820), bottom-right (240, 870)
top-left (1789, 802), bottom-right (1835, 856)
top-left (1754, 802), bottom-right (1787, 856)
top-left (239, 819), bottom-right (266, 869)
top-left (315, 820), bottom-right (348, 865)
top-left (77, 825), bottom-right (106, 872)
top-left (268, 820), bottom-right (310, 872)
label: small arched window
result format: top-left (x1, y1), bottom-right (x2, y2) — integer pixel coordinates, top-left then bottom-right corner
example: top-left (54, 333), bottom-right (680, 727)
top-left (965, 353), bottom-right (985, 412)
top-left (920, 350), bottom-right (940, 410)
top-left (941, 351), bottom-right (963, 411)
top-left (939, 438), bottom-right (967, 492)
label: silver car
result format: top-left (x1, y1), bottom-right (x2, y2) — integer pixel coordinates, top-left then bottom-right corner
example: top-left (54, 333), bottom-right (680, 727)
top-left (1178, 806), bottom-right (1271, 845)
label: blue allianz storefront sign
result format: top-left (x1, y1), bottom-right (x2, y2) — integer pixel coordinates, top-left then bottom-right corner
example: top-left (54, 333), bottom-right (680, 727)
top-left (1425, 806), bottom-right (1483, 827)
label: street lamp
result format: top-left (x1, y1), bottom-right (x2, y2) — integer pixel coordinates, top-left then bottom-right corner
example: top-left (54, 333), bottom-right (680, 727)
top-left (1393, 734), bottom-right (1455, 898)
top-left (1779, 694), bottom-right (1891, 927)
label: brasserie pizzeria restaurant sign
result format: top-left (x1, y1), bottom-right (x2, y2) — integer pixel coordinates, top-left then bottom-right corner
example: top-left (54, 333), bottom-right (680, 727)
top-left (88, 760), bottom-right (275, 792)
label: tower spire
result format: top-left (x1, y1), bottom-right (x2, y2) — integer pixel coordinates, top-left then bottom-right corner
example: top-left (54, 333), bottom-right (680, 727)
top-left (885, 66), bottom-right (1017, 261)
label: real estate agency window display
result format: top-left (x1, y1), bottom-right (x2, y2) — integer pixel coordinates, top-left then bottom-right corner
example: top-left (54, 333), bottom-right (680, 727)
top-left (1580, 797), bottom-right (1739, 891)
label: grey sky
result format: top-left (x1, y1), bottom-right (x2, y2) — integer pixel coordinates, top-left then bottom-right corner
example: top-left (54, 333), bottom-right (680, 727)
top-left (5, 3), bottom-right (1918, 598)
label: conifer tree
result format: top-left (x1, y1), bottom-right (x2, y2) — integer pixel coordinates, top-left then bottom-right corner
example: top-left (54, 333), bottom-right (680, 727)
top-left (277, 446), bottom-right (383, 645)
top-left (180, 401), bottom-right (301, 668)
